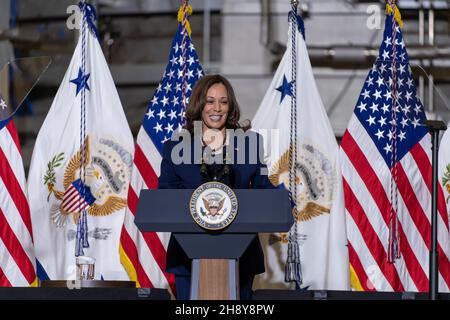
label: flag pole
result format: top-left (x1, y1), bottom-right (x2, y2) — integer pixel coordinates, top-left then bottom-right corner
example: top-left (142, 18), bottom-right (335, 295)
top-left (425, 120), bottom-right (446, 300)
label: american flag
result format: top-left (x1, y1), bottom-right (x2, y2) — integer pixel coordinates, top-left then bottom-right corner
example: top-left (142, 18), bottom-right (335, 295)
top-left (0, 120), bottom-right (36, 286)
top-left (119, 8), bottom-right (203, 293)
top-left (340, 11), bottom-right (450, 291)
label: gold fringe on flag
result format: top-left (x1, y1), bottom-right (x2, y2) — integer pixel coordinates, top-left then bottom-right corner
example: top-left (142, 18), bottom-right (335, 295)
top-left (30, 277), bottom-right (39, 287)
top-left (119, 243), bottom-right (140, 288)
top-left (349, 264), bottom-right (365, 291)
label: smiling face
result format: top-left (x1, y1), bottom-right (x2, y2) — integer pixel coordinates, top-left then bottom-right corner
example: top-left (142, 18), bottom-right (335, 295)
top-left (201, 83), bottom-right (229, 132)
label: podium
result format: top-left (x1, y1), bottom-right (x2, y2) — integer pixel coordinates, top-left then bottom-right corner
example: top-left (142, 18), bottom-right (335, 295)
top-left (135, 188), bottom-right (293, 300)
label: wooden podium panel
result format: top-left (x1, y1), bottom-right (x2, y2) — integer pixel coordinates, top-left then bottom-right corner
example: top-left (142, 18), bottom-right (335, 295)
top-left (192, 259), bottom-right (239, 300)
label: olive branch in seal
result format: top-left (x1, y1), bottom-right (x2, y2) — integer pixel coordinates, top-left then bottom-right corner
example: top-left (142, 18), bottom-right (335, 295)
top-left (441, 164), bottom-right (450, 204)
top-left (442, 164), bottom-right (450, 187)
top-left (43, 152), bottom-right (64, 201)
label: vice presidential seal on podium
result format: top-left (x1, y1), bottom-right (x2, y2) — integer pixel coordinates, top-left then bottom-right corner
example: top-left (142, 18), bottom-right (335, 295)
top-left (190, 182), bottom-right (238, 231)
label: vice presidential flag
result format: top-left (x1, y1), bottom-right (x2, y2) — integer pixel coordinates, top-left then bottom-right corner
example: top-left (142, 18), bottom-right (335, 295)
top-left (252, 11), bottom-right (350, 290)
top-left (119, 3), bottom-right (203, 293)
top-left (27, 3), bottom-right (134, 280)
top-left (340, 6), bottom-right (450, 291)
top-left (0, 120), bottom-right (36, 286)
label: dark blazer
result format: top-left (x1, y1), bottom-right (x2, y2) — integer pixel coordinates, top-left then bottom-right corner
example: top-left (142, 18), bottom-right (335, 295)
top-left (158, 130), bottom-right (275, 278)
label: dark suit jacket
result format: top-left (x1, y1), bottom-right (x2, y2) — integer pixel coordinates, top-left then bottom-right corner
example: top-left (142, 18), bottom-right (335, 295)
top-left (158, 130), bottom-right (275, 278)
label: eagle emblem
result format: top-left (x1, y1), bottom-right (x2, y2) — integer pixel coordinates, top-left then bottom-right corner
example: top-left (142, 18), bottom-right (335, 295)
top-left (268, 144), bottom-right (334, 222)
top-left (267, 143), bottom-right (335, 246)
top-left (201, 196), bottom-right (225, 217)
top-left (44, 135), bottom-right (132, 228)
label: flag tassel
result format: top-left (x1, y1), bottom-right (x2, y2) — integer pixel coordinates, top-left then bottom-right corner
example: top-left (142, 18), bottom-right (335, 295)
top-left (75, 209), bottom-right (90, 256)
top-left (388, 218), bottom-right (400, 263)
top-left (75, 215), bottom-right (83, 256)
top-left (82, 209), bottom-right (89, 248)
top-left (285, 239), bottom-right (302, 287)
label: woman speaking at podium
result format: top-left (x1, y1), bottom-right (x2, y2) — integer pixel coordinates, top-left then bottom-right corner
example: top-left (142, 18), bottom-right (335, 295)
top-left (158, 74), bottom-right (274, 300)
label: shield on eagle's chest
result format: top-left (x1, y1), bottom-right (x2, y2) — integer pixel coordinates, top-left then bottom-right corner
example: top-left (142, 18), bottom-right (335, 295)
top-left (61, 178), bottom-right (96, 213)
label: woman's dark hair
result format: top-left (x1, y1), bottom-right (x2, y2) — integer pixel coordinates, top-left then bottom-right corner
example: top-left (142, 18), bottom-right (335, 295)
top-left (184, 74), bottom-right (251, 134)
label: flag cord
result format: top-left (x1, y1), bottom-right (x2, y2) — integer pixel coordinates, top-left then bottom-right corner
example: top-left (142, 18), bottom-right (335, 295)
top-left (285, 2), bottom-right (302, 287)
top-left (76, 0), bottom-right (90, 257)
top-left (387, 0), bottom-right (400, 263)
